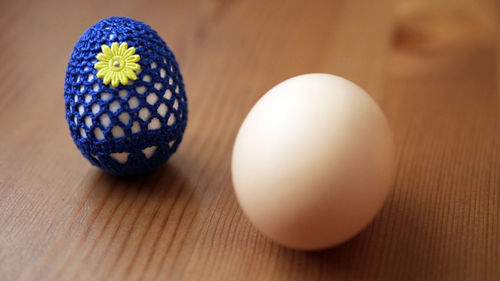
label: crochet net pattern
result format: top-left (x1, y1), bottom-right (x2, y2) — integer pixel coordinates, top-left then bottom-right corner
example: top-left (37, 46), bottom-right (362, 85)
top-left (64, 17), bottom-right (188, 176)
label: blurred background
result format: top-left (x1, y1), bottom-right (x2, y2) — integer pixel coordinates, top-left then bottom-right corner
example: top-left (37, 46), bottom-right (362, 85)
top-left (0, 0), bottom-right (498, 280)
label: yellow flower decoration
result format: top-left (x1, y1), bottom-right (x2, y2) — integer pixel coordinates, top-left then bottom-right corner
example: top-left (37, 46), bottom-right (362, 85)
top-left (94, 42), bottom-right (141, 87)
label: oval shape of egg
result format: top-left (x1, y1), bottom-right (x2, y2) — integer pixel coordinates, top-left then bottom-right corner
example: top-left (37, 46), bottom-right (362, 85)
top-left (232, 73), bottom-right (395, 250)
top-left (64, 17), bottom-right (188, 176)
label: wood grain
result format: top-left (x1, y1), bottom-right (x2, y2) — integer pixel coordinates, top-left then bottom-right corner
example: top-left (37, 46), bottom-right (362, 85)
top-left (0, 0), bottom-right (498, 280)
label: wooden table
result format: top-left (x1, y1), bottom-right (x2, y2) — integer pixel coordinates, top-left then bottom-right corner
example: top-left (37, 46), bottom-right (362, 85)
top-left (0, 0), bottom-right (498, 280)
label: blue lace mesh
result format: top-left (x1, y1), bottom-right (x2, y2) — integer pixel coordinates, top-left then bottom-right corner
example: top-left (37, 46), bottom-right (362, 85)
top-left (64, 17), bottom-right (188, 176)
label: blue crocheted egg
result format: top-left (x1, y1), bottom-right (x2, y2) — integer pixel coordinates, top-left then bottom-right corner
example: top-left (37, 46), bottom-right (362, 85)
top-left (64, 17), bottom-right (188, 176)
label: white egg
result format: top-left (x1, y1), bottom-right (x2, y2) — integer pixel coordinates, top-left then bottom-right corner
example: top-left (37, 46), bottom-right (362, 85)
top-left (231, 73), bottom-right (396, 250)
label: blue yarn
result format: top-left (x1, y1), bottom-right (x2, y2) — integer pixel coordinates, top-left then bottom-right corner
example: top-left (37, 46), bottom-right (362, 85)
top-left (64, 17), bottom-right (188, 176)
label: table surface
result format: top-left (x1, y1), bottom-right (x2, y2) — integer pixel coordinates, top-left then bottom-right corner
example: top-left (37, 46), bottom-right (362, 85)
top-left (0, 0), bottom-right (498, 280)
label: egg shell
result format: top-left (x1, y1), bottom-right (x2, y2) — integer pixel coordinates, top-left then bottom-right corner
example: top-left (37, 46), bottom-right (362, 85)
top-left (64, 17), bottom-right (188, 176)
top-left (232, 73), bottom-right (396, 250)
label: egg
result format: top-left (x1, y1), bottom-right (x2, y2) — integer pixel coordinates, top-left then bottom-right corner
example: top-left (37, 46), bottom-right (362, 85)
top-left (231, 73), bottom-right (395, 250)
top-left (64, 17), bottom-right (188, 176)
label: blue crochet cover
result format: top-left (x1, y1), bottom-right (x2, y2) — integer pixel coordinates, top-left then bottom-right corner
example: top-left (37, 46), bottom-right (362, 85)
top-left (64, 17), bottom-right (188, 176)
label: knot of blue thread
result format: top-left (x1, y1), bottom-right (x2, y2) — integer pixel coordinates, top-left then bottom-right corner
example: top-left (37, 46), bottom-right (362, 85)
top-left (64, 17), bottom-right (188, 176)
